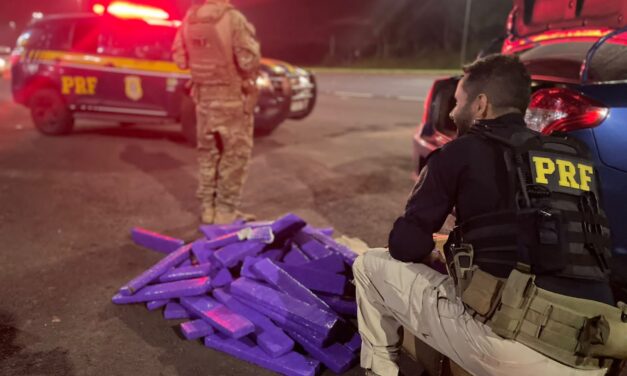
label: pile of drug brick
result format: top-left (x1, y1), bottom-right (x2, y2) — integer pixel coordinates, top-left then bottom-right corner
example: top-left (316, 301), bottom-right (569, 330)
top-left (112, 213), bottom-right (362, 376)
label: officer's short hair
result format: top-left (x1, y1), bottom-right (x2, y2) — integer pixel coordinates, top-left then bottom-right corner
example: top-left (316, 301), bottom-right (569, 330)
top-left (462, 54), bottom-right (531, 113)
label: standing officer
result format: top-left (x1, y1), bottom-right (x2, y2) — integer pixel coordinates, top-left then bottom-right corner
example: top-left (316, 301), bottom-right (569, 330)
top-left (353, 54), bottom-right (626, 376)
top-left (172, 0), bottom-right (261, 224)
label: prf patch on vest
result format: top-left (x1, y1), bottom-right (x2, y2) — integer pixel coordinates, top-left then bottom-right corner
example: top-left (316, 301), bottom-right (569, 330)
top-left (529, 151), bottom-right (596, 195)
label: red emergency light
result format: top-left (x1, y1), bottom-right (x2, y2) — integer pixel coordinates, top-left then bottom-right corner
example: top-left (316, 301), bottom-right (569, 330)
top-left (93, 4), bottom-right (106, 15)
top-left (92, 1), bottom-right (171, 20)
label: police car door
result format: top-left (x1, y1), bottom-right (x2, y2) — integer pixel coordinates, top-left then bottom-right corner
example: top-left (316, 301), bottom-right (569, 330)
top-left (96, 18), bottom-right (181, 119)
top-left (58, 18), bottom-right (103, 112)
top-left (39, 18), bottom-right (103, 110)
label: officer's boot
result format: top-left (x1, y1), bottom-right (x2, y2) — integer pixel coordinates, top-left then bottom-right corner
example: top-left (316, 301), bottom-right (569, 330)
top-left (201, 204), bottom-right (215, 224)
top-left (214, 207), bottom-right (238, 225)
top-left (235, 210), bottom-right (256, 221)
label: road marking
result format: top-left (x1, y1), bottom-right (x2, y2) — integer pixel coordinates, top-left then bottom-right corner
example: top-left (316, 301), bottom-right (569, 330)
top-left (333, 91), bottom-right (374, 99)
top-left (322, 90), bottom-right (425, 102)
top-left (397, 95), bottom-right (425, 102)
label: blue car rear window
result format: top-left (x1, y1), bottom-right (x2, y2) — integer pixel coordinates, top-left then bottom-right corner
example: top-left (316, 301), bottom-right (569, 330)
top-left (519, 34), bottom-right (627, 83)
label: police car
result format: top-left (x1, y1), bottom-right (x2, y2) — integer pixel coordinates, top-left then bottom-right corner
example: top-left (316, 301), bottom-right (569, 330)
top-left (262, 58), bottom-right (317, 120)
top-left (10, 7), bottom-right (317, 140)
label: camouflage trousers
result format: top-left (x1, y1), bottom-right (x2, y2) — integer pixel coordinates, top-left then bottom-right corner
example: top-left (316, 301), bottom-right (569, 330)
top-left (193, 84), bottom-right (254, 220)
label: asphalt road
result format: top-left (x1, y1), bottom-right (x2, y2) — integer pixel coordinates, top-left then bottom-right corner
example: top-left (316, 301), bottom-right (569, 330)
top-left (315, 71), bottom-right (443, 101)
top-left (0, 73), bottom-right (430, 376)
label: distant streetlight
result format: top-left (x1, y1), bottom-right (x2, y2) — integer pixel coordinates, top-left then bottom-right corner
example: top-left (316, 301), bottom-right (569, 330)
top-left (32, 12), bottom-right (44, 20)
top-left (460, 0), bottom-right (473, 66)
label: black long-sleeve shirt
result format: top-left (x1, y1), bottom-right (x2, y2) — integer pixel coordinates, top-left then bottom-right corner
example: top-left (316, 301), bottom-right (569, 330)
top-left (389, 113), bottom-right (519, 262)
top-left (389, 113), bottom-right (615, 304)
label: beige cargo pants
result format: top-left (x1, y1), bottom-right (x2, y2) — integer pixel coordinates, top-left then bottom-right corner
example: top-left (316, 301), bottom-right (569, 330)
top-left (353, 249), bottom-right (609, 376)
top-left (193, 84), bottom-right (254, 223)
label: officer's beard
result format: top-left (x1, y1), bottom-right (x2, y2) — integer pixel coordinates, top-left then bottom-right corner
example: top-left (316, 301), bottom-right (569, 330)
top-left (452, 105), bottom-right (475, 136)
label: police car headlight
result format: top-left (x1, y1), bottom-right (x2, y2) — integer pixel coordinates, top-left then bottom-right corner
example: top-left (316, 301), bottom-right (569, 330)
top-left (256, 73), bottom-right (273, 90)
top-left (272, 66), bottom-right (286, 74)
top-left (298, 75), bottom-right (311, 85)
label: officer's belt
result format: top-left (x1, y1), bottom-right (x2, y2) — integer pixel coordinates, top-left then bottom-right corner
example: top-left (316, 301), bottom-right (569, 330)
top-left (459, 267), bottom-right (627, 369)
top-left (450, 209), bottom-right (611, 280)
top-left (192, 83), bottom-right (243, 99)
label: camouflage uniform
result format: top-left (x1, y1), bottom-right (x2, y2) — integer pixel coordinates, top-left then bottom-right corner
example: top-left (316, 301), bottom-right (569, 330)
top-left (173, 0), bottom-right (260, 224)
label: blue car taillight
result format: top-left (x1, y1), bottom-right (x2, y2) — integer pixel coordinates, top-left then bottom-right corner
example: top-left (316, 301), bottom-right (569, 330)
top-left (525, 87), bottom-right (608, 135)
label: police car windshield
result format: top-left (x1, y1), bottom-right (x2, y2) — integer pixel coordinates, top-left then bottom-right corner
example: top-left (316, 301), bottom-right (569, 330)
top-left (100, 18), bottom-right (176, 61)
top-left (519, 31), bottom-right (627, 83)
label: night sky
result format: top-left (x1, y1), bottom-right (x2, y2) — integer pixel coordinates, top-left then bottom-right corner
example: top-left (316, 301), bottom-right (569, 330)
top-left (0, 0), bottom-right (511, 65)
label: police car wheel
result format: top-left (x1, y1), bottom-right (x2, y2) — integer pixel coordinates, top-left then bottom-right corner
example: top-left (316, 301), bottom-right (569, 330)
top-left (254, 110), bottom-right (284, 136)
top-left (29, 89), bottom-right (74, 135)
top-left (254, 97), bottom-right (291, 136)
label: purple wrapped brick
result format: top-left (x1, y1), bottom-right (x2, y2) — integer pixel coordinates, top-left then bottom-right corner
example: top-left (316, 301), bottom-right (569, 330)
top-left (278, 263), bottom-right (347, 296)
top-left (292, 231), bottom-right (333, 260)
top-left (317, 227), bottom-right (334, 236)
top-left (146, 299), bottom-right (169, 311)
top-left (261, 248), bottom-right (284, 262)
top-left (345, 332), bottom-right (362, 353)
top-left (318, 294), bottom-right (358, 316)
top-left (179, 295), bottom-right (255, 339)
top-left (302, 226), bottom-right (358, 265)
top-left (234, 295), bottom-right (329, 347)
top-left (240, 257), bottom-right (262, 280)
top-left (192, 240), bottom-right (214, 264)
top-left (180, 319), bottom-right (214, 340)
top-left (119, 244), bottom-right (192, 296)
top-left (212, 268), bottom-right (233, 288)
top-left (199, 220), bottom-right (272, 240)
top-left (287, 329), bottom-right (358, 374)
top-left (164, 302), bottom-right (190, 320)
top-left (112, 277), bottom-right (212, 304)
top-left (271, 213), bottom-right (307, 243)
top-left (282, 244), bottom-right (310, 265)
top-left (205, 231), bottom-right (246, 250)
top-left (178, 258), bottom-right (193, 267)
top-left (204, 333), bottom-right (320, 376)
top-left (199, 220), bottom-right (246, 240)
top-left (214, 288), bottom-right (294, 357)
top-left (214, 241), bottom-right (266, 268)
top-left (230, 278), bottom-right (338, 337)
top-left (130, 227), bottom-right (185, 254)
top-left (252, 258), bottom-right (332, 313)
top-left (158, 263), bottom-right (213, 283)
top-left (303, 253), bottom-right (346, 274)
top-left (279, 263), bottom-right (348, 295)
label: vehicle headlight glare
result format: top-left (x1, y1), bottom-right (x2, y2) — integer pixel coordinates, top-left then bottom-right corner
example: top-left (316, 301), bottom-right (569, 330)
top-left (256, 73), bottom-right (272, 89)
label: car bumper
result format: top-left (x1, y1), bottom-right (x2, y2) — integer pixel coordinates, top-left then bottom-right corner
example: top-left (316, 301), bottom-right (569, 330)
top-left (287, 73), bottom-right (316, 118)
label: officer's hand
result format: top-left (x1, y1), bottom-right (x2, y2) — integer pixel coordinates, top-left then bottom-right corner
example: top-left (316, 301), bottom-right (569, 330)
top-left (423, 249), bottom-right (447, 274)
top-left (423, 249), bottom-right (445, 264)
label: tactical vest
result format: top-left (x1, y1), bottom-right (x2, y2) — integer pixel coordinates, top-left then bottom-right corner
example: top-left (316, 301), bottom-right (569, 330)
top-left (444, 122), bottom-right (627, 369)
top-left (184, 5), bottom-right (239, 86)
top-left (446, 124), bottom-right (612, 283)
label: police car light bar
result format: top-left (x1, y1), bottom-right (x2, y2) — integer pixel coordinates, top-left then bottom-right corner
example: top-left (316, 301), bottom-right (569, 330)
top-left (93, 4), bottom-right (106, 15)
top-left (95, 1), bottom-right (171, 20)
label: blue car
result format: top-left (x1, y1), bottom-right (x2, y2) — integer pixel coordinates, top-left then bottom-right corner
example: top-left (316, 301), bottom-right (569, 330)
top-left (414, 1), bottom-right (627, 297)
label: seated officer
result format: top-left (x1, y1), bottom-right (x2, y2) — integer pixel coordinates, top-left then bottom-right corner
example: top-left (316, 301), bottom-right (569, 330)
top-left (353, 54), bottom-right (626, 376)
